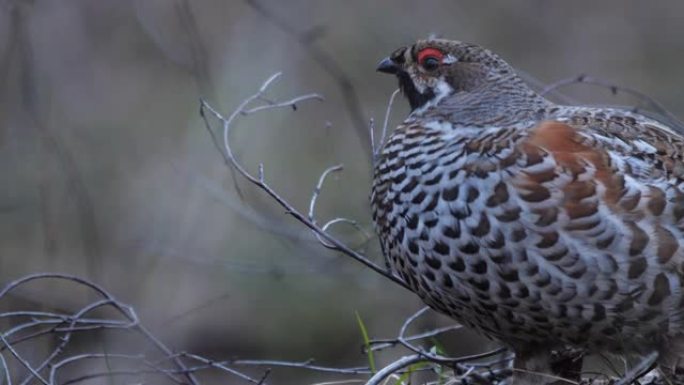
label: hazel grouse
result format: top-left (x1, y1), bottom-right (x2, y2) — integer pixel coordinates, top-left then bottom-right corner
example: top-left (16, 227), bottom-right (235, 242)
top-left (371, 38), bottom-right (684, 384)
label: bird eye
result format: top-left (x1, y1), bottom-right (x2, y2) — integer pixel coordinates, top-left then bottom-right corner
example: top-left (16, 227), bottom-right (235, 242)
top-left (421, 56), bottom-right (440, 71)
top-left (417, 48), bottom-right (444, 71)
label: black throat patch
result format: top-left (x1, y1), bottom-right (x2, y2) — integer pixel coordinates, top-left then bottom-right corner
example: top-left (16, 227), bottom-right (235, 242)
top-left (397, 72), bottom-right (435, 111)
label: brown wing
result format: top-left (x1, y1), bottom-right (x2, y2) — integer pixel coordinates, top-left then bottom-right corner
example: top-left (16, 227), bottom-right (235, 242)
top-left (507, 117), bottom-right (684, 327)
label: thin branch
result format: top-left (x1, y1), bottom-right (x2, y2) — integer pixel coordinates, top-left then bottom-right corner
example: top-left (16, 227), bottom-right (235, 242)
top-left (0, 353), bottom-right (11, 385)
top-left (0, 272), bottom-right (665, 385)
top-left (393, 307), bottom-right (509, 370)
top-left (540, 74), bottom-right (684, 132)
top-left (0, 332), bottom-right (48, 385)
top-left (232, 358), bottom-right (371, 375)
top-left (175, 353), bottom-right (270, 383)
top-left (364, 354), bottom-right (425, 385)
top-left (615, 351), bottom-right (659, 385)
top-left (368, 324), bottom-right (462, 352)
top-left (244, 0), bottom-right (372, 160)
top-left (308, 165), bottom-right (344, 222)
top-left (374, 89), bottom-right (400, 162)
top-left (306, 165), bottom-right (371, 249)
top-left (199, 73), bottom-right (410, 291)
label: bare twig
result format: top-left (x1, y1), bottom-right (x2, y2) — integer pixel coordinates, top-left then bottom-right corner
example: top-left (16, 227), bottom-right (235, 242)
top-left (541, 74), bottom-right (684, 132)
top-left (394, 307), bottom-right (508, 368)
top-left (0, 353), bottom-right (11, 385)
top-left (615, 351), bottom-right (659, 385)
top-left (0, 273), bottom-right (260, 385)
top-left (364, 354), bottom-right (425, 385)
top-left (0, 332), bottom-right (48, 385)
top-left (306, 164), bottom-right (371, 249)
top-left (374, 89), bottom-right (400, 162)
top-left (368, 324), bottom-right (462, 352)
top-left (199, 73), bottom-right (410, 291)
top-left (244, 0), bottom-right (372, 160)
top-left (0, 272), bottom-right (665, 385)
top-left (308, 165), bottom-right (344, 222)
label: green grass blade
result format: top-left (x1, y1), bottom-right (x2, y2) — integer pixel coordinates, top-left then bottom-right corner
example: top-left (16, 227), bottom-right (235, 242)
top-left (354, 311), bottom-right (376, 373)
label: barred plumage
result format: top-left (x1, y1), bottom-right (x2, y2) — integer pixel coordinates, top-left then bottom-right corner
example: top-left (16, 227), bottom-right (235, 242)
top-left (372, 39), bottom-right (684, 383)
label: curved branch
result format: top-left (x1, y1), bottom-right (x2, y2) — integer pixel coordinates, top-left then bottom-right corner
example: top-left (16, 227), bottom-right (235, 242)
top-left (364, 354), bottom-right (424, 385)
top-left (199, 73), bottom-right (410, 291)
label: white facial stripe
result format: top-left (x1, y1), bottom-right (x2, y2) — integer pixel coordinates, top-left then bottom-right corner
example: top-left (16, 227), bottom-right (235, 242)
top-left (433, 77), bottom-right (453, 99)
top-left (410, 76), bottom-right (454, 116)
top-left (443, 54), bottom-right (458, 64)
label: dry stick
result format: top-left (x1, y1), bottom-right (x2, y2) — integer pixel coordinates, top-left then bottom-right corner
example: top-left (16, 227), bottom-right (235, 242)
top-left (171, 353), bottom-right (271, 383)
top-left (1, 273), bottom-right (442, 383)
top-left (199, 73), bottom-right (410, 291)
top-left (231, 359), bottom-right (370, 375)
top-left (166, 353), bottom-right (429, 376)
top-left (0, 275), bottom-right (142, 385)
top-left (541, 74), bottom-right (684, 131)
top-left (0, 352), bottom-right (11, 385)
top-left (18, 299), bottom-right (118, 385)
top-left (309, 381), bottom-right (366, 385)
top-left (0, 332), bottom-right (47, 385)
top-left (60, 371), bottom-right (179, 385)
top-left (368, 324), bottom-right (462, 352)
top-left (307, 165), bottom-right (347, 249)
top-left (615, 352), bottom-right (659, 385)
top-left (2, 317), bottom-right (131, 351)
top-left (134, 323), bottom-right (205, 385)
top-left (244, 0), bottom-right (372, 159)
top-left (58, 353), bottom-right (286, 385)
top-left (1, 272), bottom-right (423, 383)
top-left (517, 69), bottom-right (579, 105)
top-left (49, 354), bottom-right (156, 385)
top-left (0, 274), bottom-right (209, 385)
top-left (363, 354), bottom-right (425, 385)
top-left (374, 89), bottom-right (400, 161)
top-left (368, 117), bottom-right (376, 166)
top-left (308, 165), bottom-right (343, 222)
top-left (395, 307), bottom-right (507, 369)
top-left (307, 165), bottom-right (371, 249)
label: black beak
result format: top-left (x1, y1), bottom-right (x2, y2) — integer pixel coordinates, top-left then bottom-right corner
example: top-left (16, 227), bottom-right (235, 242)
top-left (376, 57), bottom-right (399, 74)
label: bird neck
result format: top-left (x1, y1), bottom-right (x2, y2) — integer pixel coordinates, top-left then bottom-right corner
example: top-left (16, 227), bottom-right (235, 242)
top-left (410, 74), bottom-right (553, 128)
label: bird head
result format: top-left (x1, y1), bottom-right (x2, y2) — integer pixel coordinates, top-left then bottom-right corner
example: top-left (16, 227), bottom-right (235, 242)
top-left (377, 39), bottom-right (516, 112)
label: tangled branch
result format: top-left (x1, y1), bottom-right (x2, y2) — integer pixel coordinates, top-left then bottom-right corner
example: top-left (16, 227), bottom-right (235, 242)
top-left (0, 273), bottom-right (253, 385)
top-left (0, 273), bottom-right (513, 385)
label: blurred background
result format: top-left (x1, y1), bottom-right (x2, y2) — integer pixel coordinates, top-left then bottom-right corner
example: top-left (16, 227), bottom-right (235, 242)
top-left (1, 0), bottom-right (684, 383)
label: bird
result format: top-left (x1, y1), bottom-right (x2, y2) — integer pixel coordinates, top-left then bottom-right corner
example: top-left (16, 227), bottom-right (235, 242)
top-left (371, 38), bottom-right (684, 384)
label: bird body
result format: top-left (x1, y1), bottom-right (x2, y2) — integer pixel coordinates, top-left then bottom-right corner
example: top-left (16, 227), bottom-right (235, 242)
top-left (371, 39), bottom-right (684, 382)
